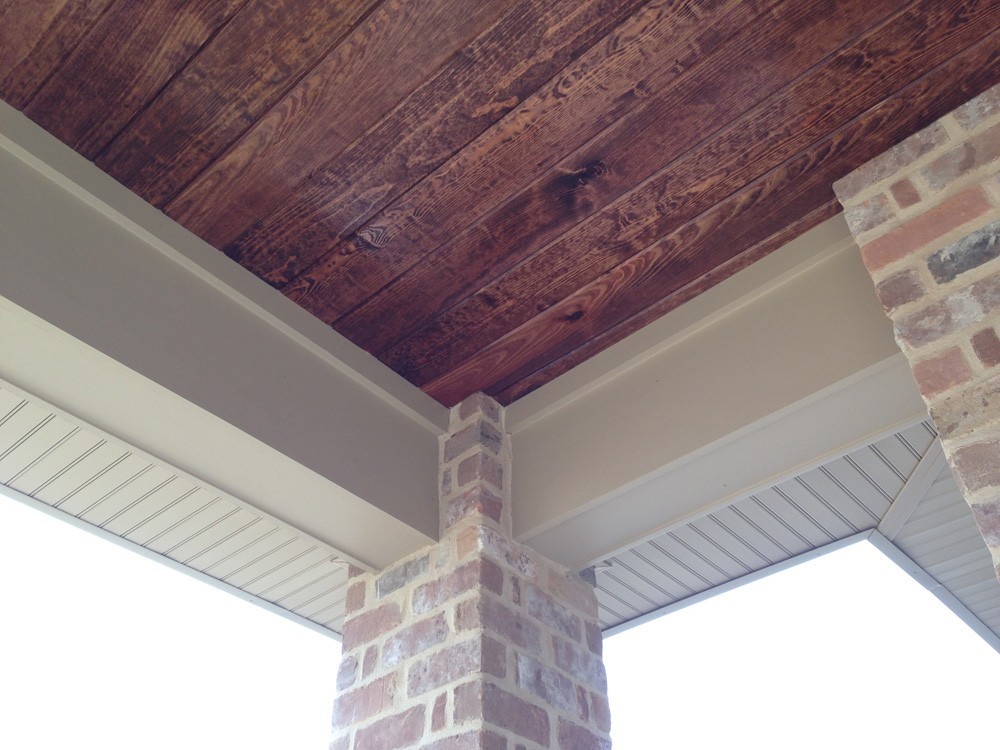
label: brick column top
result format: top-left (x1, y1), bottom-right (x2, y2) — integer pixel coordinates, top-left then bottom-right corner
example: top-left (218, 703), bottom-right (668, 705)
top-left (834, 82), bottom-right (1000, 578)
top-left (440, 393), bottom-right (512, 537)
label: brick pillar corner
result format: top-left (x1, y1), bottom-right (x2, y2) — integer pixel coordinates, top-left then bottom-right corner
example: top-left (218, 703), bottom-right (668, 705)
top-left (331, 392), bottom-right (611, 749)
top-left (833, 82), bottom-right (1000, 578)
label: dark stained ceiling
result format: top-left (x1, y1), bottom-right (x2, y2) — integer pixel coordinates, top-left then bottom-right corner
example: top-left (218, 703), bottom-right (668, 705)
top-left (2, 0), bottom-right (999, 406)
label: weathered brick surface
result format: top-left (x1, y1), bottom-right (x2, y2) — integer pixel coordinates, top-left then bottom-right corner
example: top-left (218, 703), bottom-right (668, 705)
top-left (331, 393), bottom-right (609, 748)
top-left (859, 186), bottom-right (991, 272)
top-left (972, 327), bottom-right (1000, 368)
top-left (843, 192), bottom-right (893, 235)
top-left (353, 705), bottom-right (424, 750)
top-left (837, 82), bottom-right (1000, 589)
top-left (911, 347), bottom-right (972, 399)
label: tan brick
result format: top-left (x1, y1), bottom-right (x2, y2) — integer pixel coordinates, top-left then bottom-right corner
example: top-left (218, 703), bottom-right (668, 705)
top-left (929, 373), bottom-right (1000, 441)
top-left (912, 347), bottom-right (972, 399)
top-left (458, 392), bottom-right (502, 424)
top-left (444, 420), bottom-right (503, 461)
top-left (953, 83), bottom-right (1000, 130)
top-left (860, 186), bottom-right (991, 272)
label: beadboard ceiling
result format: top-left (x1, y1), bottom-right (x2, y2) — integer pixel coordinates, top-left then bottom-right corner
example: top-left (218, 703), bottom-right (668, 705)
top-left (2, 0), bottom-right (998, 405)
top-left (597, 421), bottom-right (1000, 651)
top-left (0, 380), bottom-right (349, 636)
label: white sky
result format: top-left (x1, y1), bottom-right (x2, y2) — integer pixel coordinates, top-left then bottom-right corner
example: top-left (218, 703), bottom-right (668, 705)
top-left (2, 491), bottom-right (999, 749)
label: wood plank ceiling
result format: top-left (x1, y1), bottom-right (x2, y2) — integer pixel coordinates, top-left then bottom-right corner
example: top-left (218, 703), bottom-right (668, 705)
top-left (2, 0), bottom-right (999, 406)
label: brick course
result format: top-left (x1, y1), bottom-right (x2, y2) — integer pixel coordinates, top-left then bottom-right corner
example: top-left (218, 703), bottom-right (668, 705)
top-left (835, 82), bottom-right (1000, 579)
top-left (330, 393), bottom-right (610, 749)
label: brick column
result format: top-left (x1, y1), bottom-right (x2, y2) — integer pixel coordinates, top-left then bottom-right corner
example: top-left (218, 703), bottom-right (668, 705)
top-left (834, 83), bottom-right (1000, 578)
top-left (331, 394), bottom-right (611, 750)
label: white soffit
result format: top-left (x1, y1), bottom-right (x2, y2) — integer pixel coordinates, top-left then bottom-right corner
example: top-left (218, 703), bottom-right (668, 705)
top-left (0, 380), bottom-right (349, 638)
top-left (596, 421), bottom-right (1000, 654)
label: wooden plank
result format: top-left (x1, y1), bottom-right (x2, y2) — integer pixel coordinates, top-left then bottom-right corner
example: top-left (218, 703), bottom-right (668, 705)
top-left (425, 30), bottom-right (1000, 404)
top-left (165, 0), bottom-right (516, 249)
top-left (281, 0), bottom-right (783, 321)
top-left (96, 0), bottom-right (380, 205)
top-left (346, 0), bottom-right (973, 356)
top-left (378, 0), bottom-right (917, 380)
top-left (23, 0), bottom-right (245, 158)
top-left (224, 0), bottom-right (650, 284)
top-left (0, 0), bottom-right (112, 109)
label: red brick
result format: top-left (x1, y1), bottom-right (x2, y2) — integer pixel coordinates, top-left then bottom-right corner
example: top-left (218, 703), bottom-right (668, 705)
top-left (922, 122), bottom-right (1000, 191)
top-left (363, 645), bottom-right (378, 679)
top-left (354, 705), bottom-right (424, 750)
top-left (336, 654), bottom-right (358, 691)
top-left (557, 717), bottom-right (611, 750)
top-left (912, 347), bottom-right (972, 399)
top-left (457, 452), bottom-right (503, 491)
top-left (346, 580), bottom-right (366, 615)
top-left (412, 558), bottom-right (503, 614)
top-left (859, 186), bottom-right (991, 272)
top-left (953, 84), bottom-right (1000, 130)
top-left (455, 682), bottom-right (550, 747)
top-left (553, 636), bottom-right (607, 692)
top-left (585, 621), bottom-right (603, 657)
top-left (890, 178), bottom-right (922, 209)
top-left (444, 486), bottom-right (504, 530)
top-left (833, 122), bottom-right (948, 201)
top-left (456, 594), bottom-right (542, 654)
top-left (952, 440), bottom-right (1000, 495)
top-left (973, 328), bottom-right (1000, 368)
top-left (408, 635), bottom-right (506, 696)
top-left (342, 602), bottom-right (402, 649)
top-left (526, 583), bottom-right (582, 641)
top-left (971, 500), bottom-right (1000, 550)
top-left (332, 674), bottom-right (397, 726)
top-left (843, 192), bottom-right (893, 235)
top-left (874, 269), bottom-right (925, 313)
top-left (432, 692), bottom-right (447, 732)
top-left (383, 612), bottom-right (449, 667)
top-left (591, 691), bottom-right (611, 733)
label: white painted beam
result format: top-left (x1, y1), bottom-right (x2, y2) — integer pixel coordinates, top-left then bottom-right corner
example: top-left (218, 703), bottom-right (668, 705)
top-left (512, 217), bottom-right (929, 568)
top-left (0, 103), bottom-right (444, 564)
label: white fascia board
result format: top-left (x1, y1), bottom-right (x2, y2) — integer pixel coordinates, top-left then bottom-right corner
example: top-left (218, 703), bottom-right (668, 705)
top-left (0, 103), bottom-right (445, 557)
top-left (513, 216), bottom-right (929, 568)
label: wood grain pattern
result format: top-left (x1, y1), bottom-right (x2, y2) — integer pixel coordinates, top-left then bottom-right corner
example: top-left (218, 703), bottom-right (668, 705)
top-left (96, 0), bottom-right (379, 205)
top-left (224, 0), bottom-right (650, 285)
top-left (165, 0), bottom-right (515, 249)
top-left (23, 0), bottom-right (244, 158)
top-left (377, 0), bottom-right (910, 383)
top-left (0, 0), bottom-right (113, 108)
top-left (422, 29), bottom-right (1000, 404)
top-left (281, 0), bottom-right (777, 322)
top-left (343, 0), bottom-right (969, 357)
